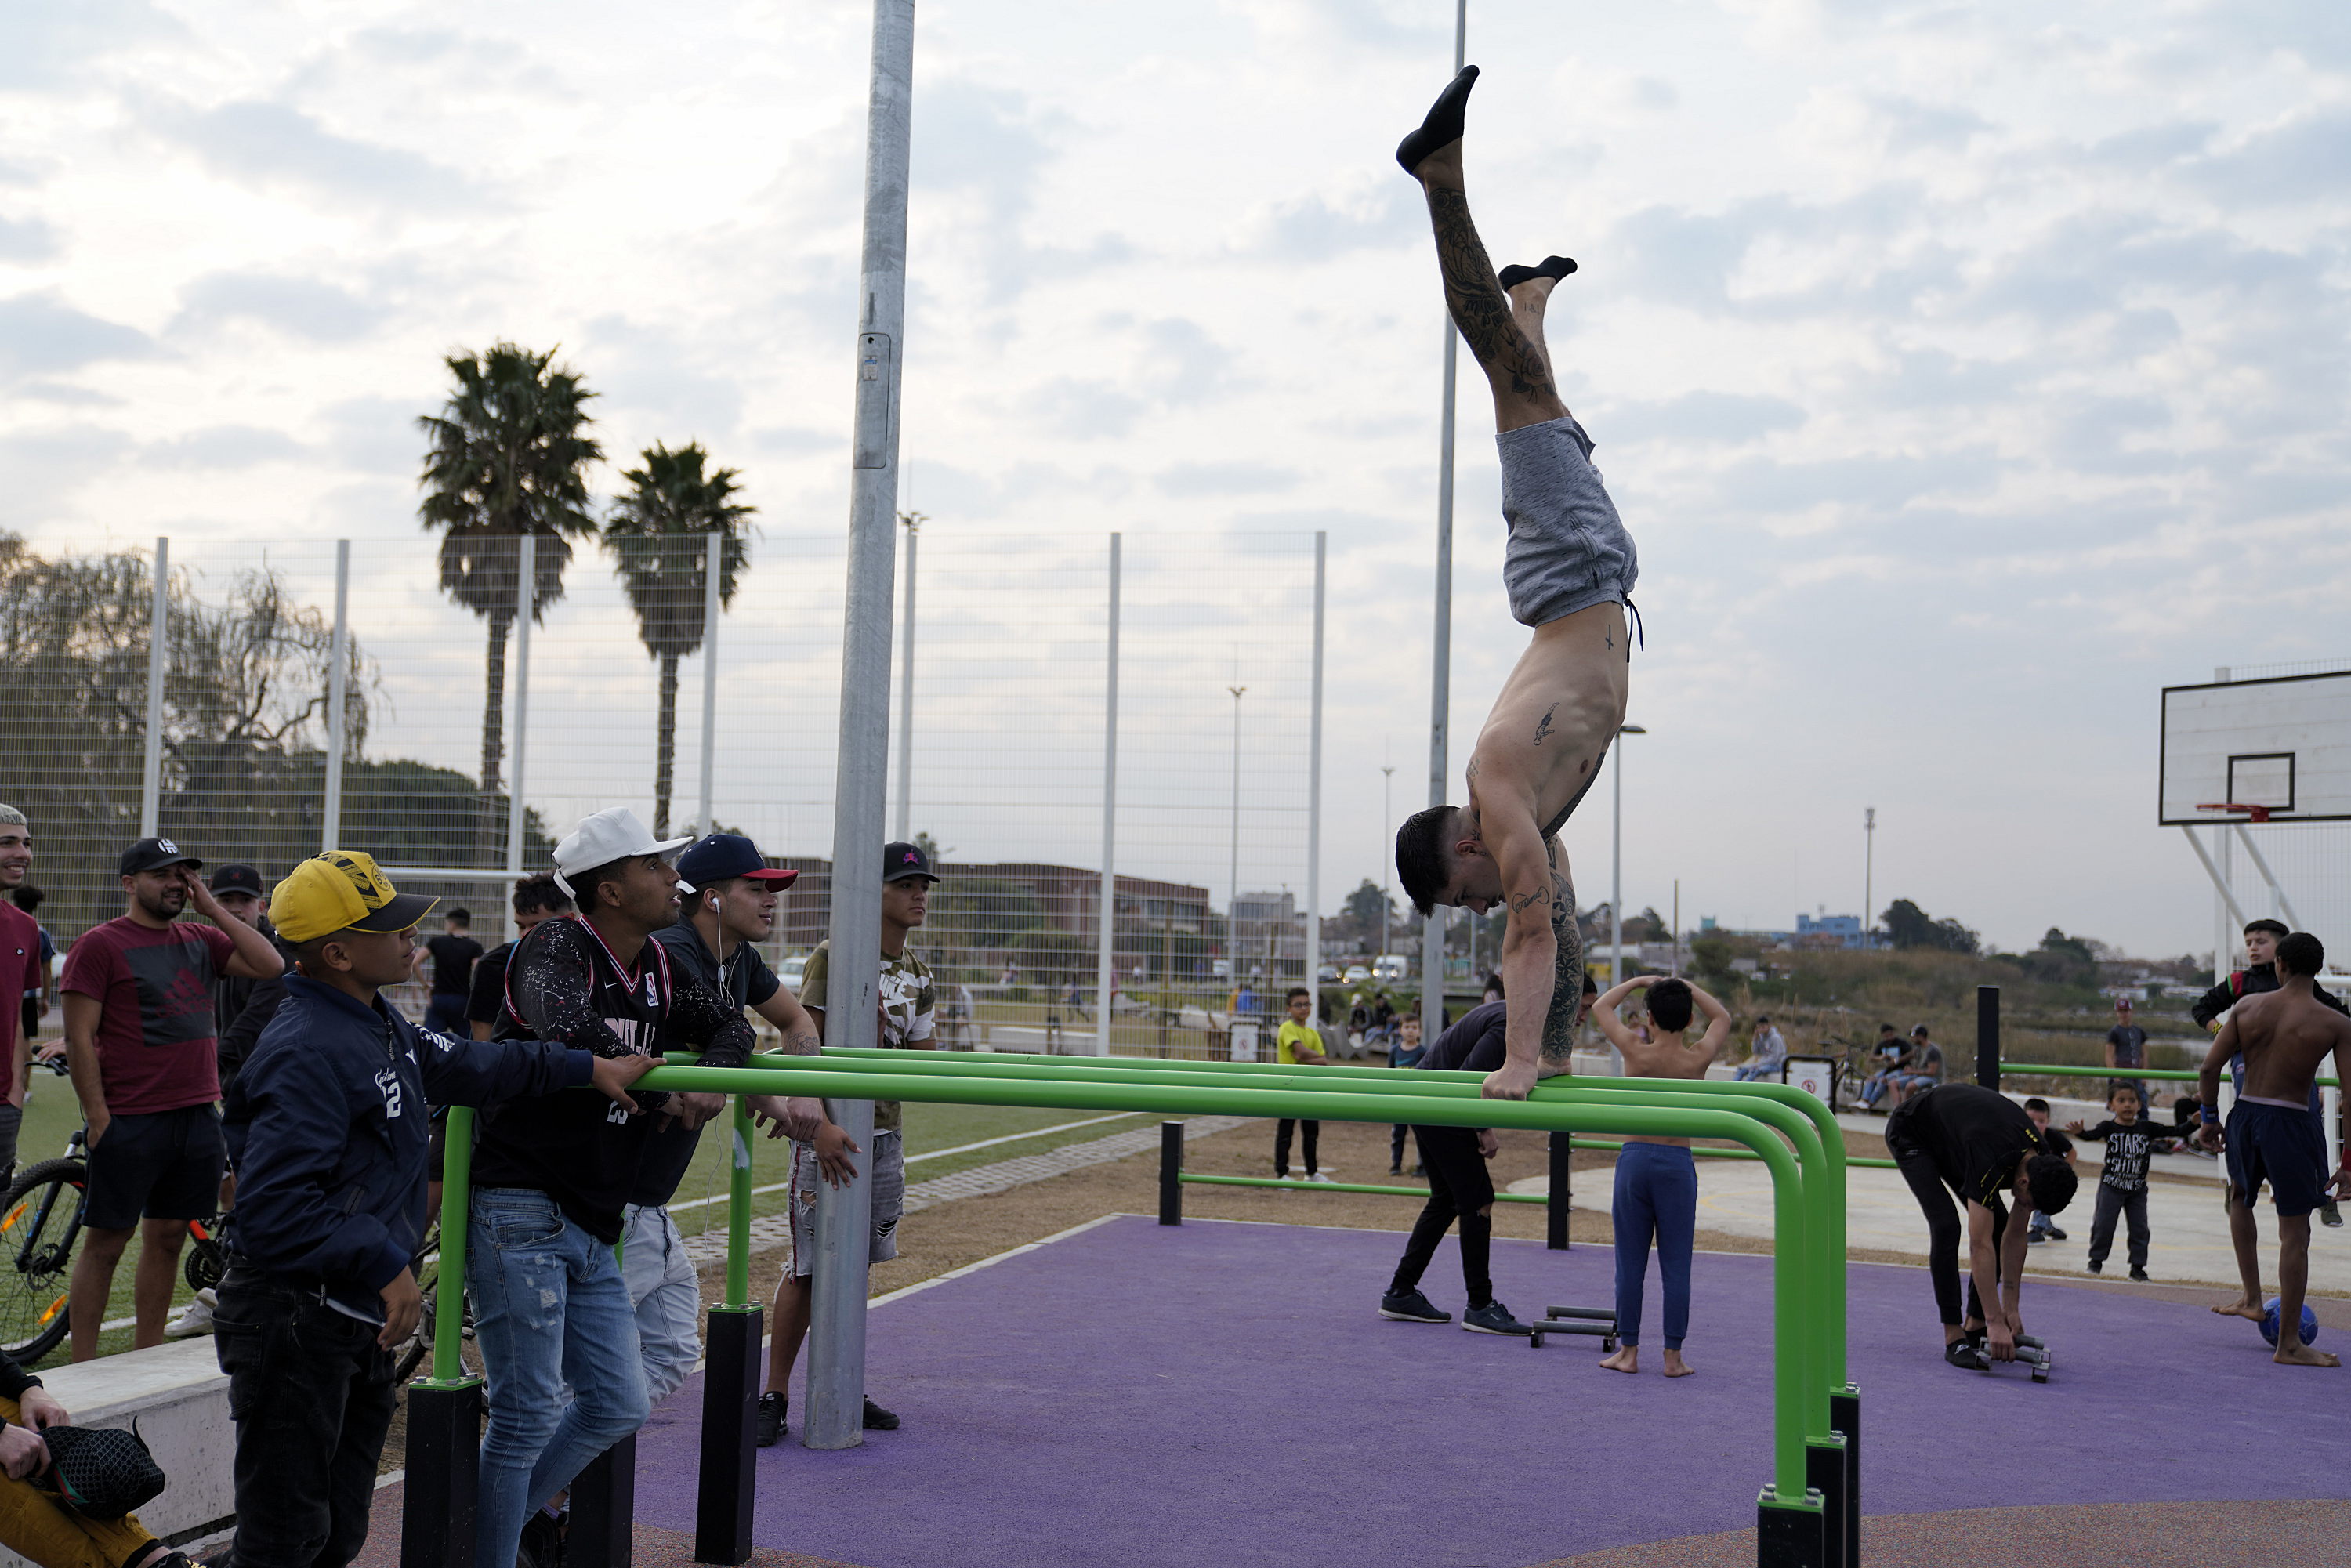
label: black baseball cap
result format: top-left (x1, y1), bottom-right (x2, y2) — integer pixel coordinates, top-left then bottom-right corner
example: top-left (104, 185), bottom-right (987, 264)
top-left (118, 837), bottom-right (201, 876)
top-left (882, 841), bottom-right (940, 884)
top-left (209, 864), bottom-right (266, 897)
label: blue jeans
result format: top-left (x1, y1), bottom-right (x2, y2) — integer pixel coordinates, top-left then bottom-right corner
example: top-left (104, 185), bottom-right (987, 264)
top-left (1613, 1143), bottom-right (1697, 1350)
top-left (1733, 1063), bottom-right (1780, 1082)
top-left (424, 990), bottom-right (470, 1038)
top-left (469, 1188), bottom-right (650, 1568)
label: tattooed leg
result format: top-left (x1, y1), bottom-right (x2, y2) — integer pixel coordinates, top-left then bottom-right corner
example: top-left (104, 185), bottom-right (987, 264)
top-left (1502, 262), bottom-right (1574, 388)
top-left (1540, 842), bottom-right (1582, 1075)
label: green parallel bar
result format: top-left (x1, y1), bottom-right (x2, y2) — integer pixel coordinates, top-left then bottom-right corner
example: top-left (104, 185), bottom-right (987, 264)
top-left (1570, 1137), bottom-right (1899, 1170)
top-left (634, 1059), bottom-right (1817, 1505)
top-left (2001, 1062), bottom-right (2339, 1087)
top-left (726, 1095), bottom-right (754, 1309)
top-left (425, 1105), bottom-right (475, 1387)
top-left (803, 1048), bottom-right (1852, 1415)
top-left (1178, 1172), bottom-right (1549, 1203)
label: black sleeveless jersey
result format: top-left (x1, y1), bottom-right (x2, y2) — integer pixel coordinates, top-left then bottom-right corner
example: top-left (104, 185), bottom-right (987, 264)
top-left (471, 914), bottom-right (754, 1242)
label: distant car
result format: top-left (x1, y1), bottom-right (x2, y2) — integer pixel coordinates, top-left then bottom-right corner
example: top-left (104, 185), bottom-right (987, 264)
top-left (1342, 965), bottom-right (1371, 984)
top-left (1372, 954), bottom-right (1409, 982)
top-left (1317, 965), bottom-right (1339, 983)
top-left (781, 953), bottom-right (808, 990)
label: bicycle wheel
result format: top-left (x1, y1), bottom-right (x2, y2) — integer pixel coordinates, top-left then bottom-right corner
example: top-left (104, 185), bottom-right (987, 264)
top-left (0, 1158), bottom-right (89, 1365)
top-left (183, 1218), bottom-right (227, 1295)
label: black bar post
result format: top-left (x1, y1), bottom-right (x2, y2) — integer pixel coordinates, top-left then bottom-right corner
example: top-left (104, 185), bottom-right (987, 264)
top-left (1158, 1120), bottom-right (1183, 1225)
top-left (401, 1382), bottom-right (481, 1568)
top-left (1545, 1129), bottom-right (1571, 1250)
top-left (568, 1436), bottom-right (636, 1568)
top-left (695, 1305), bottom-right (763, 1563)
top-left (1830, 1387), bottom-right (1861, 1568)
top-left (1755, 1488), bottom-right (1826, 1568)
top-left (1976, 985), bottom-right (2000, 1090)
top-left (1803, 1438), bottom-right (1847, 1568)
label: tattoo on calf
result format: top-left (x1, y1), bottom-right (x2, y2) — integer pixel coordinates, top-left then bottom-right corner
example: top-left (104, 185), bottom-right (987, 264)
top-left (1541, 867), bottom-right (1583, 1070)
top-left (1427, 186), bottom-right (1556, 398)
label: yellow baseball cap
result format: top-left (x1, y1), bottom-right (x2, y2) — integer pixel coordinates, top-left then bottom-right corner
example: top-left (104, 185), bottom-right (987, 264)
top-left (270, 851), bottom-right (439, 943)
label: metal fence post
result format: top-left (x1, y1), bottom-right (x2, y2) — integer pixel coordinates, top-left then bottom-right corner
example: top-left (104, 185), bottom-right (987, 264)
top-left (321, 540), bottom-right (350, 851)
top-left (1976, 986), bottom-right (2000, 1090)
top-left (1094, 533), bottom-right (1121, 1056)
top-left (1306, 532), bottom-right (1324, 994)
top-left (698, 529), bottom-right (722, 836)
top-left (807, 0), bottom-right (915, 1453)
top-left (504, 535), bottom-right (535, 946)
top-left (139, 536), bottom-right (168, 837)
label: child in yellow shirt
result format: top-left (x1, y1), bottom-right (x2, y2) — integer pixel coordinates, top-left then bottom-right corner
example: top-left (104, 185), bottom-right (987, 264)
top-left (1274, 987), bottom-right (1333, 1182)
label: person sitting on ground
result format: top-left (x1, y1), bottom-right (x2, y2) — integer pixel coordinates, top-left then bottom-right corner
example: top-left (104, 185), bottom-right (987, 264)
top-left (1732, 1014), bottom-right (1787, 1082)
top-left (1588, 975), bottom-right (1731, 1377)
top-left (2194, 930), bottom-right (2351, 1367)
top-left (1387, 1014), bottom-right (1426, 1177)
top-left (217, 851), bottom-right (656, 1568)
top-left (0, 1344), bottom-right (190, 1568)
top-left (1378, 998), bottom-right (1532, 1336)
top-left (1275, 987), bottom-right (1332, 1182)
top-left (1883, 1024), bottom-right (1944, 1111)
top-left (2020, 1098), bottom-right (2072, 1244)
top-left (1885, 1082), bottom-right (2078, 1369)
top-left (2066, 1085), bottom-right (2164, 1281)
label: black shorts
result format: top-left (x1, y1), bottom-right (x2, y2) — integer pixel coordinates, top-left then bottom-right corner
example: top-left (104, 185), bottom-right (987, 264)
top-left (2226, 1100), bottom-right (2329, 1218)
top-left (86, 1104), bottom-right (225, 1229)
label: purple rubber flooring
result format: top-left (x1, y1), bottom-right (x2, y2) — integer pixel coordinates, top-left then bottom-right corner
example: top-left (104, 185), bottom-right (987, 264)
top-left (629, 1216), bottom-right (2349, 1568)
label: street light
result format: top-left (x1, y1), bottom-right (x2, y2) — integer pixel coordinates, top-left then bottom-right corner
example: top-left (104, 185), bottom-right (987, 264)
top-left (1381, 759), bottom-right (1396, 970)
top-left (1863, 806), bottom-right (1876, 951)
top-left (1611, 724), bottom-right (1646, 985)
top-left (1228, 680), bottom-right (1246, 987)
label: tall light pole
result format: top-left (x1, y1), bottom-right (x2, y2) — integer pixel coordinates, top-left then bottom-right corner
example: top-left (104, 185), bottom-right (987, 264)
top-left (893, 509), bottom-right (924, 841)
top-left (1862, 806), bottom-right (1876, 951)
top-left (1381, 759), bottom-right (1396, 967)
top-left (1610, 724), bottom-right (1646, 982)
top-left (1422, 0), bottom-right (1469, 1039)
top-left (1228, 680), bottom-right (1246, 982)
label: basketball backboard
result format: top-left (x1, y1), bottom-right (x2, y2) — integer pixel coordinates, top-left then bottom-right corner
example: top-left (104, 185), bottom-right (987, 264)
top-left (2160, 672), bottom-right (2351, 824)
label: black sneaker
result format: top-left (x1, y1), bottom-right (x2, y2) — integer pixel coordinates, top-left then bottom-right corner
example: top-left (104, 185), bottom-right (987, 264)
top-left (754, 1390), bottom-right (786, 1448)
top-left (2026, 1229), bottom-right (2046, 1244)
top-left (2128, 1267), bottom-right (2150, 1282)
top-left (1461, 1300), bottom-right (1533, 1336)
top-left (2045, 1225), bottom-right (2067, 1241)
top-left (1379, 1288), bottom-right (1451, 1323)
top-left (1387, 1165), bottom-right (1403, 1176)
top-left (1945, 1338), bottom-right (1990, 1371)
top-left (518, 1507), bottom-right (565, 1568)
top-left (2085, 1258), bottom-right (2102, 1273)
top-left (863, 1396), bottom-right (900, 1431)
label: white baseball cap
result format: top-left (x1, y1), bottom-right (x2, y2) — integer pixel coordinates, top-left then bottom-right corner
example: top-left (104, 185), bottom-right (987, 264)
top-left (551, 807), bottom-right (694, 898)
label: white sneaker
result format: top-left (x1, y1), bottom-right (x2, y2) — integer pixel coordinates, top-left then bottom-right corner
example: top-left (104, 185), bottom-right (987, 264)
top-left (1305, 1172), bottom-right (1337, 1185)
top-left (164, 1288), bottom-right (216, 1339)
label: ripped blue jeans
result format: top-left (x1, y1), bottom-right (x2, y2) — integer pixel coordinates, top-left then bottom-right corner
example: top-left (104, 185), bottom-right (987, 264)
top-left (469, 1187), bottom-right (649, 1568)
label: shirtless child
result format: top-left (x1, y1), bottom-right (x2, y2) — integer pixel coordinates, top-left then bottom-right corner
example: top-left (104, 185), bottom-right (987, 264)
top-left (1585, 976), bottom-right (1730, 1377)
top-left (2195, 930), bottom-right (2351, 1367)
top-left (1387, 65), bottom-right (1637, 1103)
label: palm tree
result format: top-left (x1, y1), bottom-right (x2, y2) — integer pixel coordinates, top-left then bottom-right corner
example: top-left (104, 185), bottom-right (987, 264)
top-left (603, 442), bottom-right (753, 836)
top-left (415, 343), bottom-right (601, 860)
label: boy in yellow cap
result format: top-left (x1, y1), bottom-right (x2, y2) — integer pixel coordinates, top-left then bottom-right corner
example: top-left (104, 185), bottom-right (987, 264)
top-left (215, 852), bottom-right (657, 1568)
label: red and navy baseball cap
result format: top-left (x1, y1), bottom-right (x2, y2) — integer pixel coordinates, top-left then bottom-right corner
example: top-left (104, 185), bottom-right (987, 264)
top-left (882, 842), bottom-right (940, 885)
top-left (675, 833), bottom-right (799, 893)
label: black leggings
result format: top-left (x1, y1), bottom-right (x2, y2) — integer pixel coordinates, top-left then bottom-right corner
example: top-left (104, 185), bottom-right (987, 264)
top-left (1274, 1118), bottom-right (1319, 1177)
top-left (1389, 1127), bottom-right (1494, 1307)
top-left (1889, 1136), bottom-right (2005, 1327)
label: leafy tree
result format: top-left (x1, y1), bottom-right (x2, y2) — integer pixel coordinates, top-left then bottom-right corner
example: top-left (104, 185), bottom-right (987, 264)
top-left (416, 343), bottom-right (601, 859)
top-left (603, 442), bottom-right (754, 835)
top-left (2012, 926), bottom-right (2098, 988)
top-left (1882, 898), bottom-right (1979, 955)
top-left (1342, 879), bottom-right (1392, 931)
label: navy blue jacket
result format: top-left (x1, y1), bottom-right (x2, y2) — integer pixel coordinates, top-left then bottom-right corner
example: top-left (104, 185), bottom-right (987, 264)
top-left (223, 973), bottom-right (591, 1324)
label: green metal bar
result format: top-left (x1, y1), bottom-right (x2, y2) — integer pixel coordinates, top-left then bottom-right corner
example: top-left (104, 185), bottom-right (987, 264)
top-left (425, 1105), bottom-right (475, 1388)
top-left (634, 1059), bottom-right (1817, 1504)
top-left (726, 1095), bottom-right (754, 1309)
top-left (2001, 1062), bottom-right (2338, 1087)
top-left (1568, 1137), bottom-right (1897, 1170)
top-left (1178, 1172), bottom-right (1549, 1203)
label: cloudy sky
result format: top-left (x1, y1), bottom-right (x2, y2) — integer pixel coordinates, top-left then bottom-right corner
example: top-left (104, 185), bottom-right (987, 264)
top-left (5, 0), bottom-right (2351, 961)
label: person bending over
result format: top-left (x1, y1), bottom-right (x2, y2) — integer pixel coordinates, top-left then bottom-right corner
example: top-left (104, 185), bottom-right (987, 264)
top-left (1885, 1083), bottom-right (2077, 1369)
top-left (1588, 976), bottom-right (1730, 1377)
top-left (1378, 999), bottom-right (1531, 1335)
top-left (1387, 66), bottom-right (1639, 1102)
top-left (2194, 931), bottom-right (2351, 1367)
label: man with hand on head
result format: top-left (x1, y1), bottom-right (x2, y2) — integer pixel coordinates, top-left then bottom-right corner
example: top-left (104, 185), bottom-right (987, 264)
top-left (60, 837), bottom-right (282, 1360)
top-left (206, 864), bottom-right (292, 1102)
top-left (0, 809), bottom-right (44, 1185)
top-left (468, 809), bottom-right (760, 1568)
top-left (635, 833), bottom-right (838, 1411)
top-left (1588, 975), bottom-right (1730, 1377)
top-left (2195, 931), bottom-right (2351, 1367)
top-left (216, 851), bottom-right (655, 1568)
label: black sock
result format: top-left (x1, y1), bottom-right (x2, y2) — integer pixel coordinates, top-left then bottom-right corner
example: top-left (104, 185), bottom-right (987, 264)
top-left (1396, 64), bottom-right (1480, 175)
top-left (1498, 255), bottom-right (1578, 290)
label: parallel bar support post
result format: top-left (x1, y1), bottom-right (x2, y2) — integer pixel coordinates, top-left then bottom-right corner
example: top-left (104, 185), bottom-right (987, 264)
top-left (567, 1436), bottom-right (635, 1568)
top-left (1545, 1128), bottom-right (1570, 1251)
top-left (695, 1307), bottom-right (762, 1563)
top-left (1095, 534), bottom-right (1121, 1057)
top-left (1804, 1438), bottom-right (1847, 1568)
top-left (400, 1384), bottom-right (481, 1568)
top-left (322, 539), bottom-right (350, 851)
top-left (1158, 1120), bottom-right (1183, 1225)
top-left (1829, 1387), bottom-right (1861, 1568)
top-left (1976, 986), bottom-right (2000, 1090)
top-left (1755, 1490), bottom-right (1826, 1568)
top-left (698, 528), bottom-right (722, 835)
top-left (139, 536), bottom-right (168, 837)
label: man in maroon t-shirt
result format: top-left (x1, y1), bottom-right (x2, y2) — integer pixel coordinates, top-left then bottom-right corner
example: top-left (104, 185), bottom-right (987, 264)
top-left (0, 808), bottom-right (45, 1184)
top-left (60, 837), bottom-right (282, 1359)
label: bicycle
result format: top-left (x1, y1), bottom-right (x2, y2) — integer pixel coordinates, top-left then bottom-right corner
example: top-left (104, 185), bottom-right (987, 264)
top-left (0, 1123), bottom-right (228, 1366)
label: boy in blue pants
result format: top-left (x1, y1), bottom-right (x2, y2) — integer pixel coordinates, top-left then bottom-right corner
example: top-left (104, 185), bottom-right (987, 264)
top-left (1586, 974), bottom-right (1730, 1376)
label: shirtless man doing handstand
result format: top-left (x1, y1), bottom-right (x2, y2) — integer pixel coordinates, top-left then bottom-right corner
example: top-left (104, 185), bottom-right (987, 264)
top-left (1389, 65), bottom-right (1637, 1103)
top-left (2195, 930), bottom-right (2351, 1367)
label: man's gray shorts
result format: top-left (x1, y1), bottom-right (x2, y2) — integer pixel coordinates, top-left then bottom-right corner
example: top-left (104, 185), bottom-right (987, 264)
top-left (1497, 415), bottom-right (1638, 628)
top-left (784, 1129), bottom-right (904, 1280)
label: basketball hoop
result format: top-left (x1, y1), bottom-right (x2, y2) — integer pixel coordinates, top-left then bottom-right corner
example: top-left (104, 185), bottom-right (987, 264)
top-left (2197, 802), bottom-right (2273, 824)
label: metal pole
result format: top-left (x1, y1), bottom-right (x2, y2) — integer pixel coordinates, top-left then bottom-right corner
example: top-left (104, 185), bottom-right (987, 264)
top-left (1610, 741), bottom-right (1624, 985)
top-left (2229, 823), bottom-right (2305, 929)
top-left (894, 513), bottom-right (919, 841)
top-left (1975, 987), bottom-right (2000, 1091)
top-left (2180, 826), bottom-right (2248, 931)
top-left (1381, 762), bottom-right (1394, 966)
top-left (505, 535), bottom-right (534, 928)
top-left (1306, 532), bottom-right (1325, 994)
top-left (321, 541), bottom-right (350, 852)
top-left (139, 537), bottom-right (168, 837)
top-left (1420, 0), bottom-right (1468, 1041)
top-left (1228, 682), bottom-right (1244, 980)
top-left (808, 0), bottom-right (914, 1452)
top-left (698, 529), bottom-right (722, 837)
top-left (1095, 534), bottom-right (1120, 1056)
top-left (1862, 806), bottom-right (1874, 951)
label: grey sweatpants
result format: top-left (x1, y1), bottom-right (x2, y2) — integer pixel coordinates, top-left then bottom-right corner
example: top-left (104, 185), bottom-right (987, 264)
top-left (1496, 415), bottom-right (1639, 628)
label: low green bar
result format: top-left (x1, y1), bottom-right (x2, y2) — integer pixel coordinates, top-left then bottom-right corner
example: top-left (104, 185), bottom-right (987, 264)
top-left (2001, 1061), bottom-right (2338, 1088)
top-left (634, 1059), bottom-right (1816, 1504)
top-left (1570, 1137), bottom-right (1898, 1171)
top-left (426, 1105), bottom-right (475, 1387)
top-left (726, 1096), bottom-right (754, 1310)
top-left (1178, 1172), bottom-right (1549, 1203)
